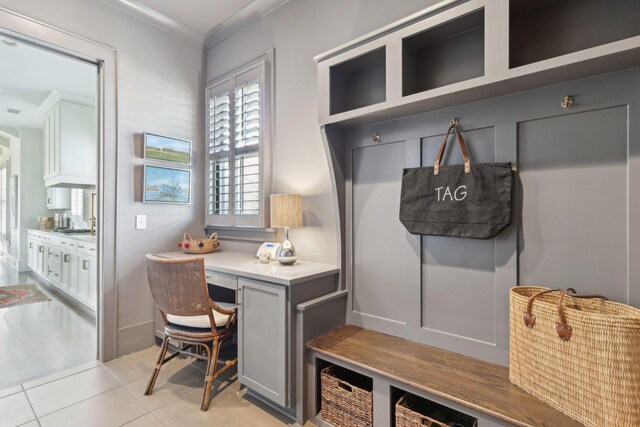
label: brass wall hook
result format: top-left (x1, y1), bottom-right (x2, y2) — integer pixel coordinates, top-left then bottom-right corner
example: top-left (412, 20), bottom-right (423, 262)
top-left (561, 95), bottom-right (574, 108)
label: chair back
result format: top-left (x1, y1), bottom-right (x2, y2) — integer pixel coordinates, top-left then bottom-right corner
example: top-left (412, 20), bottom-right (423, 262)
top-left (145, 254), bottom-right (211, 317)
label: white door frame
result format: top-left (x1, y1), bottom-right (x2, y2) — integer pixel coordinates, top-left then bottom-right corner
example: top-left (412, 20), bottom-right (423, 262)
top-left (0, 8), bottom-right (119, 361)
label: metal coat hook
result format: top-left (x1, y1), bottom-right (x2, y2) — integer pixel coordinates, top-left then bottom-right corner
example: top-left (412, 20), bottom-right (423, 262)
top-left (561, 95), bottom-right (574, 108)
top-left (372, 132), bottom-right (381, 143)
top-left (450, 118), bottom-right (459, 127)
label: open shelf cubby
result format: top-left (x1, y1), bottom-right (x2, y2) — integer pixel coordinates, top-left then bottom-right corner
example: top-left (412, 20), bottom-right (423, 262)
top-left (330, 47), bottom-right (386, 115)
top-left (402, 9), bottom-right (484, 96)
top-left (391, 387), bottom-right (478, 427)
top-left (509, 0), bottom-right (640, 68)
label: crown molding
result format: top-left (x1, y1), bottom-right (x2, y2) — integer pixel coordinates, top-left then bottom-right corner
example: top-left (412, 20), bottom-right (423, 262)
top-left (98, 0), bottom-right (204, 47)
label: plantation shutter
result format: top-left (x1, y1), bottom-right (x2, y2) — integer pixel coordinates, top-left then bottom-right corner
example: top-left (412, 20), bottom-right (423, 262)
top-left (207, 62), bottom-right (265, 227)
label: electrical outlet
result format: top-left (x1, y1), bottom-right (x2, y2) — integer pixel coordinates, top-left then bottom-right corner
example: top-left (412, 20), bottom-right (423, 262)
top-left (135, 214), bottom-right (147, 230)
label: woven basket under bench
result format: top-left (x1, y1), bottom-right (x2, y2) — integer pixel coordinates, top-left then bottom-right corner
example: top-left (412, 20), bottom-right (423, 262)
top-left (321, 365), bottom-right (373, 427)
top-left (396, 394), bottom-right (477, 427)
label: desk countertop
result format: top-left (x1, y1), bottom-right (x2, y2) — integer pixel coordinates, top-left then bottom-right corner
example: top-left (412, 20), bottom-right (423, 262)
top-left (155, 251), bottom-right (339, 286)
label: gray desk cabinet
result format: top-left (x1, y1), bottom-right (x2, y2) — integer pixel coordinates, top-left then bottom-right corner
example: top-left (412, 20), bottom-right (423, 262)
top-left (153, 251), bottom-right (340, 417)
top-left (238, 278), bottom-right (287, 406)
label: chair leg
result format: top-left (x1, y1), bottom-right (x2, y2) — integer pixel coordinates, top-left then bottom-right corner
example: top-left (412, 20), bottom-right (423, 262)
top-left (202, 338), bottom-right (221, 411)
top-left (200, 343), bottom-right (213, 411)
top-left (145, 337), bottom-right (170, 395)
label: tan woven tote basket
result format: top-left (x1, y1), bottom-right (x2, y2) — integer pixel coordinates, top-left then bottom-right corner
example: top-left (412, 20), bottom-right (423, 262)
top-left (509, 286), bottom-right (640, 427)
top-left (320, 365), bottom-right (373, 427)
top-left (179, 233), bottom-right (219, 254)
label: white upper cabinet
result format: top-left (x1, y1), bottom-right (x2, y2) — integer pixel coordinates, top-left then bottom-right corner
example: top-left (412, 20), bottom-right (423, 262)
top-left (40, 91), bottom-right (97, 187)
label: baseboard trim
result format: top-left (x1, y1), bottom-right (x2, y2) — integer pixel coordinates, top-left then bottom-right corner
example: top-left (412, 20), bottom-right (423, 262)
top-left (117, 320), bottom-right (155, 357)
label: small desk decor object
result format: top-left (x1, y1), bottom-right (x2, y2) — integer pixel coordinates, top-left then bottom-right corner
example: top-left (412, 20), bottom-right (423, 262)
top-left (270, 194), bottom-right (303, 265)
top-left (143, 165), bottom-right (191, 204)
top-left (178, 233), bottom-right (220, 254)
top-left (143, 132), bottom-right (191, 165)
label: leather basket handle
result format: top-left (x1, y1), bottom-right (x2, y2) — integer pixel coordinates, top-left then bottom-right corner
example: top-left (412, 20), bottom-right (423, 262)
top-left (208, 232), bottom-right (218, 241)
top-left (523, 288), bottom-right (562, 328)
top-left (524, 287), bottom-right (608, 342)
top-left (183, 233), bottom-right (192, 241)
top-left (555, 289), bottom-right (608, 341)
top-left (434, 122), bottom-right (471, 176)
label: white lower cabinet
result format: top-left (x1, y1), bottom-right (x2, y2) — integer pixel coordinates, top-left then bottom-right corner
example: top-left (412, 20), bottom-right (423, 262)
top-left (28, 230), bottom-right (96, 310)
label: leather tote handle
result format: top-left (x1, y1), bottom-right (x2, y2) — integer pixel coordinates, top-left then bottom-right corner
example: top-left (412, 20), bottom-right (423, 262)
top-left (523, 288), bottom-right (562, 328)
top-left (434, 122), bottom-right (471, 176)
top-left (555, 289), bottom-right (608, 341)
top-left (524, 287), bottom-right (608, 341)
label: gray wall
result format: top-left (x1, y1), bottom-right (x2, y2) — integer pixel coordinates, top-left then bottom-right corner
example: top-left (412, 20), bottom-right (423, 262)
top-left (0, 0), bottom-right (204, 356)
top-left (343, 68), bottom-right (640, 364)
top-left (206, 0), bottom-right (441, 264)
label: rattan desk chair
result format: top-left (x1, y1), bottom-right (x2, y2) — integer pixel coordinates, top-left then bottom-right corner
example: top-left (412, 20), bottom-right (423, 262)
top-left (144, 253), bottom-right (238, 411)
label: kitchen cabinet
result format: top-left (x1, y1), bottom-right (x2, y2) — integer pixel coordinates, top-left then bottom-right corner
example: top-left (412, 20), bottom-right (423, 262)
top-left (46, 187), bottom-right (71, 210)
top-left (77, 253), bottom-right (97, 309)
top-left (27, 237), bottom-right (37, 271)
top-left (41, 91), bottom-right (97, 187)
top-left (46, 244), bottom-right (62, 285)
top-left (28, 229), bottom-right (97, 310)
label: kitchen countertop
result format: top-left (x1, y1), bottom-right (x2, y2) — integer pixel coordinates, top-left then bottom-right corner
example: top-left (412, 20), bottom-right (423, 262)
top-left (156, 251), bottom-right (339, 286)
top-left (28, 228), bottom-right (97, 243)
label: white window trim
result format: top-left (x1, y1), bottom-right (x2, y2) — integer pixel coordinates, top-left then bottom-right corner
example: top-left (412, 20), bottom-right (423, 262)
top-left (205, 50), bottom-right (274, 229)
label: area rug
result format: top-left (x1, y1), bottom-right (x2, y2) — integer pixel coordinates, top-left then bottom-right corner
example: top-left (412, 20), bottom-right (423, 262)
top-left (0, 284), bottom-right (50, 309)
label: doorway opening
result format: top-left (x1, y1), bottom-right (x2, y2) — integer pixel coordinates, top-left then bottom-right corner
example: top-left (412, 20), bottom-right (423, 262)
top-left (0, 34), bottom-right (100, 389)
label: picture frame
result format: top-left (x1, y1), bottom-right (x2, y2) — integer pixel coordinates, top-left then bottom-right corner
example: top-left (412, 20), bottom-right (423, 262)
top-left (143, 165), bottom-right (191, 204)
top-left (143, 132), bottom-right (192, 165)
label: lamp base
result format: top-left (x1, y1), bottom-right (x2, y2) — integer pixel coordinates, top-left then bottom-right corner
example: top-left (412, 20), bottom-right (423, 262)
top-left (276, 227), bottom-right (297, 265)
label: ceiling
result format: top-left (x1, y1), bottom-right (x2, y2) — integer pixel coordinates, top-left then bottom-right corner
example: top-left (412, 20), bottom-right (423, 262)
top-left (100, 0), bottom-right (291, 47)
top-left (0, 39), bottom-right (97, 130)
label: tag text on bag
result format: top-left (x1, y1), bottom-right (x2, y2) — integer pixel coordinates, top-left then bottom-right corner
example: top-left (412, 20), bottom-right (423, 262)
top-left (435, 186), bottom-right (467, 201)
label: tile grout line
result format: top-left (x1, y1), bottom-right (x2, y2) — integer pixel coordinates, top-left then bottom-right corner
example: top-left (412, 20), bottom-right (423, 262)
top-left (22, 386), bottom-right (41, 427)
top-left (21, 360), bottom-right (101, 391)
top-left (25, 385), bottom-right (122, 419)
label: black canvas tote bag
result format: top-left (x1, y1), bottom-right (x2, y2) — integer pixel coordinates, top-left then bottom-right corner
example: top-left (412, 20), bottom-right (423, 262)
top-left (400, 122), bottom-right (512, 239)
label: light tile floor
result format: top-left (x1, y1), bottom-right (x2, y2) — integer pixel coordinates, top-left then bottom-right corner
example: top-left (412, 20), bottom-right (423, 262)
top-left (0, 345), bottom-right (317, 427)
top-left (0, 256), bottom-right (96, 390)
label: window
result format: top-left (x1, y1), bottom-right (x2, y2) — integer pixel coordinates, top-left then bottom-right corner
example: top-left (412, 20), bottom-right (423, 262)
top-left (207, 55), bottom-right (271, 228)
top-left (71, 189), bottom-right (84, 217)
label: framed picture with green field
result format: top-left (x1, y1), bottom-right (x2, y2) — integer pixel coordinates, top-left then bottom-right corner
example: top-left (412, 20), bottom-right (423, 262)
top-left (143, 132), bottom-right (192, 165)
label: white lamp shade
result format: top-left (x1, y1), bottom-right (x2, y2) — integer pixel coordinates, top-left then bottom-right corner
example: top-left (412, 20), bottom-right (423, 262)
top-left (270, 194), bottom-right (303, 228)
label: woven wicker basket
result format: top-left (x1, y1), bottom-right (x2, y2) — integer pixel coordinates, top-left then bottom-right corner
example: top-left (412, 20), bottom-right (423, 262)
top-left (396, 394), bottom-right (477, 427)
top-left (509, 286), bottom-right (640, 427)
top-left (320, 365), bottom-right (373, 427)
top-left (178, 233), bottom-right (219, 254)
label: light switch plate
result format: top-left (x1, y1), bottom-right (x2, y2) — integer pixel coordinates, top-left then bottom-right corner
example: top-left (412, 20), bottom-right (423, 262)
top-left (135, 214), bottom-right (147, 230)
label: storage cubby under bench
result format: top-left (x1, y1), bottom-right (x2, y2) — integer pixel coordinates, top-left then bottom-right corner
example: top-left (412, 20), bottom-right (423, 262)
top-left (306, 325), bottom-right (583, 427)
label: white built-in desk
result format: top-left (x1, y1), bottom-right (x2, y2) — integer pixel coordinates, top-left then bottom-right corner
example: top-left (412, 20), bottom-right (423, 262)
top-left (153, 251), bottom-right (340, 420)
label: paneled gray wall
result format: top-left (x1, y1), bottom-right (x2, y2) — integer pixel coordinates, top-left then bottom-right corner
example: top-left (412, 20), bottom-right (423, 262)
top-left (344, 68), bottom-right (640, 365)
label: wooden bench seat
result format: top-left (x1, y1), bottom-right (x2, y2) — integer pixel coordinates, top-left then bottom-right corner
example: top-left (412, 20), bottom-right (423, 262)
top-left (306, 325), bottom-right (583, 427)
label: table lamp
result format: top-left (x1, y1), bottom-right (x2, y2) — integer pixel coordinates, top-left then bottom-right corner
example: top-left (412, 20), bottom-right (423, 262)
top-left (270, 194), bottom-right (303, 265)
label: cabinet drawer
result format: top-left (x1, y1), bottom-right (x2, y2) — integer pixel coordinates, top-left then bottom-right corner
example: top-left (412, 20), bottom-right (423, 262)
top-left (205, 270), bottom-right (237, 290)
top-left (76, 241), bottom-right (97, 256)
top-left (60, 239), bottom-right (77, 251)
top-left (47, 247), bottom-right (62, 259)
top-left (47, 235), bottom-right (61, 246)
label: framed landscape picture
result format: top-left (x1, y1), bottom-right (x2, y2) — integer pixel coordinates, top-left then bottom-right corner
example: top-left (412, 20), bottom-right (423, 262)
top-left (144, 132), bottom-right (191, 165)
top-left (143, 165), bottom-right (191, 204)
